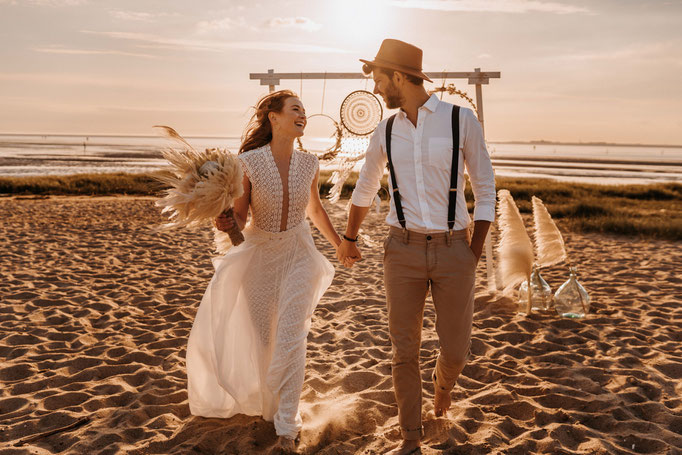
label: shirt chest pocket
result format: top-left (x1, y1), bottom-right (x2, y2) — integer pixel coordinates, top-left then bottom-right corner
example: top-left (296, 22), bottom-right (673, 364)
top-left (427, 137), bottom-right (454, 169)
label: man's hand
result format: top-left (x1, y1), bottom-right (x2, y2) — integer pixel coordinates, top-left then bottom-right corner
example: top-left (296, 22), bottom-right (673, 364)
top-left (469, 220), bottom-right (492, 261)
top-left (337, 240), bottom-right (362, 268)
top-left (469, 240), bottom-right (484, 261)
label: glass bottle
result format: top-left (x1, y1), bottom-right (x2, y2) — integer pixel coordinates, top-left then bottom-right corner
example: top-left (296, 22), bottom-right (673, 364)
top-left (554, 267), bottom-right (590, 318)
top-left (518, 266), bottom-right (553, 312)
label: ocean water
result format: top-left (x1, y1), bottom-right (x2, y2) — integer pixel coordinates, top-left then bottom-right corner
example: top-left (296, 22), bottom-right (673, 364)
top-left (1, 134), bottom-right (681, 185)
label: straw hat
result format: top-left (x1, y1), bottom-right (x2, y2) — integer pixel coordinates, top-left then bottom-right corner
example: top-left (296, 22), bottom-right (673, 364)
top-left (360, 39), bottom-right (432, 83)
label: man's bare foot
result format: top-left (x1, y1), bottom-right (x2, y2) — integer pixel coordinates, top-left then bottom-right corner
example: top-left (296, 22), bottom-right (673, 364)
top-left (277, 436), bottom-right (296, 453)
top-left (385, 439), bottom-right (421, 455)
top-left (434, 383), bottom-right (452, 417)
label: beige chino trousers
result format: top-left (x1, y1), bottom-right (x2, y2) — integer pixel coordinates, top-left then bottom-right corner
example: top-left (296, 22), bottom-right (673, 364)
top-left (383, 226), bottom-right (478, 440)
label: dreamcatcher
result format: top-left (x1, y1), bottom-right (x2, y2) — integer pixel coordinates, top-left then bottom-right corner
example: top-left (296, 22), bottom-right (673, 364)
top-left (327, 90), bottom-right (383, 203)
top-left (295, 113), bottom-right (342, 161)
top-left (294, 88), bottom-right (383, 203)
top-left (339, 90), bottom-right (383, 136)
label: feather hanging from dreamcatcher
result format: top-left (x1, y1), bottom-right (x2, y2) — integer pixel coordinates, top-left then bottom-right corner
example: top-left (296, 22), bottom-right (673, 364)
top-left (329, 154), bottom-right (360, 204)
top-left (496, 190), bottom-right (534, 295)
top-left (531, 196), bottom-right (567, 268)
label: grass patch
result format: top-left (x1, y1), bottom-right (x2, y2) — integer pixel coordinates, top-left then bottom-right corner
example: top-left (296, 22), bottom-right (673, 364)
top-left (496, 177), bottom-right (682, 240)
top-left (1, 172), bottom-right (680, 240)
top-left (0, 173), bottom-right (165, 196)
top-left (550, 203), bottom-right (613, 218)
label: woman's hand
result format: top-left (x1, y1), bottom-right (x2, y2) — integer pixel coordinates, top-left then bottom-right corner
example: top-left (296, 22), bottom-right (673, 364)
top-left (215, 210), bottom-right (236, 232)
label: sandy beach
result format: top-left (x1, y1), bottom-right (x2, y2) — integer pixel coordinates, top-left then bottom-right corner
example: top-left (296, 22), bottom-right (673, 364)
top-left (1, 196), bottom-right (681, 454)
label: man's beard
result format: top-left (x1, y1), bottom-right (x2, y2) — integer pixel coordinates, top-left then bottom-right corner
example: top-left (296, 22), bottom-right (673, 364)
top-left (383, 82), bottom-right (403, 109)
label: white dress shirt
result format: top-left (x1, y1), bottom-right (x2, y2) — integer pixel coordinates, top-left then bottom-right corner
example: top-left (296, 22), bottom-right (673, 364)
top-left (351, 94), bottom-right (495, 233)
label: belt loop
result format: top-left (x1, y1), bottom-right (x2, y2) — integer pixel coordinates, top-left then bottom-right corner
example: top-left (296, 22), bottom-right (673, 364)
top-left (446, 229), bottom-right (452, 246)
top-left (402, 228), bottom-right (409, 244)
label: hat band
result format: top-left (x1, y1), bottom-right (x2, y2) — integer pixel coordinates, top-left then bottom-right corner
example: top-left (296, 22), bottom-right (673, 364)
top-left (372, 56), bottom-right (423, 74)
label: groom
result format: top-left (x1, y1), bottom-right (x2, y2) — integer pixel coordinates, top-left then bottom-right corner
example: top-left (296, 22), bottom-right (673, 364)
top-left (337, 39), bottom-right (495, 455)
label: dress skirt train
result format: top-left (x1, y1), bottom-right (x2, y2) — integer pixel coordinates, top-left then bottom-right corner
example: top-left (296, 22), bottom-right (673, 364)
top-left (186, 221), bottom-right (334, 438)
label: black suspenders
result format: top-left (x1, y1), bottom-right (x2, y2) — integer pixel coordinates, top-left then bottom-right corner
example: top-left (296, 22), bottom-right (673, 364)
top-left (447, 105), bottom-right (460, 232)
top-left (385, 115), bottom-right (406, 228)
top-left (385, 105), bottom-right (461, 232)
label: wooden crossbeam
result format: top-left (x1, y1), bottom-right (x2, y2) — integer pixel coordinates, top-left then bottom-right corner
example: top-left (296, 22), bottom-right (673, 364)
top-left (250, 69), bottom-right (501, 88)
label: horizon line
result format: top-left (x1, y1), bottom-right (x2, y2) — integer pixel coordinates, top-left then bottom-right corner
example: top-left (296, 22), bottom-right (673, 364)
top-left (1, 132), bottom-right (681, 149)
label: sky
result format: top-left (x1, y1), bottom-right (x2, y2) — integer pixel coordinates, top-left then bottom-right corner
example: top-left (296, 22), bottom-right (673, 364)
top-left (0, 0), bottom-right (681, 144)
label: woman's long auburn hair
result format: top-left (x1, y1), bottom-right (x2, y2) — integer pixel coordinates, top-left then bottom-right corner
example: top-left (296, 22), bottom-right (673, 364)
top-left (239, 90), bottom-right (298, 154)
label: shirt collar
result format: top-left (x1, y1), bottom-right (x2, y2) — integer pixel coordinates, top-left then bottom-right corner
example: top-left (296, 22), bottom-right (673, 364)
top-left (422, 94), bottom-right (440, 113)
top-left (396, 94), bottom-right (440, 118)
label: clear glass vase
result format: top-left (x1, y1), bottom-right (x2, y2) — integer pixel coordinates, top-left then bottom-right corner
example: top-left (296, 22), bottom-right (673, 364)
top-left (554, 267), bottom-right (590, 318)
top-left (518, 266), bottom-right (553, 312)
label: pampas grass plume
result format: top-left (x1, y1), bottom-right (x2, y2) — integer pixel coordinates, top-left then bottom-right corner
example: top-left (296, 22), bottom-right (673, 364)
top-left (532, 196), bottom-right (567, 268)
top-left (154, 126), bottom-right (243, 230)
top-left (496, 189), bottom-right (534, 293)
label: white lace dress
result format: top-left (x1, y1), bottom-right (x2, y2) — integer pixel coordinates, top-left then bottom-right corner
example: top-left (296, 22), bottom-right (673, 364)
top-left (186, 144), bottom-right (335, 438)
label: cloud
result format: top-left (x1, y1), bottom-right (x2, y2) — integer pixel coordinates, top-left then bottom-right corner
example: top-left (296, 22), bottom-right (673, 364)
top-left (33, 45), bottom-right (160, 59)
top-left (109, 10), bottom-right (156, 22)
top-left (81, 30), bottom-right (349, 54)
top-left (0, 72), bottom-right (227, 92)
top-left (0, 96), bottom-right (244, 115)
top-left (1, 0), bottom-right (87, 5)
top-left (109, 10), bottom-right (183, 22)
top-left (389, 0), bottom-right (589, 14)
top-left (264, 17), bottom-right (322, 32)
top-left (101, 105), bottom-right (243, 114)
top-left (553, 41), bottom-right (682, 63)
top-left (196, 17), bottom-right (253, 33)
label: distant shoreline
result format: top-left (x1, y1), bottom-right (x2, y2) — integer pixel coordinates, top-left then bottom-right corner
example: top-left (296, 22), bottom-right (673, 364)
top-left (492, 140), bottom-right (682, 149)
top-left (0, 132), bottom-right (241, 140)
top-left (1, 133), bottom-right (681, 149)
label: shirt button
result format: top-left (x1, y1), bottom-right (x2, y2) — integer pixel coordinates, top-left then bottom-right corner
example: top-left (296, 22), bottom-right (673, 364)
top-left (426, 235), bottom-right (432, 241)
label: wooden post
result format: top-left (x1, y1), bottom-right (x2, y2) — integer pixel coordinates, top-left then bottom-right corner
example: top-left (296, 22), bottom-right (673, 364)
top-left (470, 68), bottom-right (496, 292)
top-left (268, 69), bottom-right (275, 93)
top-left (473, 68), bottom-right (485, 135)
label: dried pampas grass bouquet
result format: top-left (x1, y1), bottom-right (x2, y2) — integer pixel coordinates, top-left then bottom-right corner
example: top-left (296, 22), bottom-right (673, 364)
top-left (154, 126), bottom-right (244, 249)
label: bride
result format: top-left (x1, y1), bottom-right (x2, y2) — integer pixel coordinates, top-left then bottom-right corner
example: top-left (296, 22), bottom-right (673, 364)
top-left (186, 90), bottom-right (340, 451)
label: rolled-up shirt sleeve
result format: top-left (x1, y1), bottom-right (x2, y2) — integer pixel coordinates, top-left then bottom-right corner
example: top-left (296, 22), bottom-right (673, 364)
top-left (462, 109), bottom-right (496, 222)
top-left (351, 124), bottom-right (387, 207)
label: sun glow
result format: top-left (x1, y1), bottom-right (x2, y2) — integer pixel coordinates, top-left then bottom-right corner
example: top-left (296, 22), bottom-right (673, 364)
top-left (327, 0), bottom-right (392, 47)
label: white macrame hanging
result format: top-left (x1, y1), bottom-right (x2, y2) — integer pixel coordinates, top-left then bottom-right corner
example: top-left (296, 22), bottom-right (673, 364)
top-left (327, 90), bottom-right (383, 203)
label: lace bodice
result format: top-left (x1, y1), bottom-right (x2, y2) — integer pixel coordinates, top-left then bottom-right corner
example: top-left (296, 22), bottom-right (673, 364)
top-left (239, 144), bottom-right (319, 233)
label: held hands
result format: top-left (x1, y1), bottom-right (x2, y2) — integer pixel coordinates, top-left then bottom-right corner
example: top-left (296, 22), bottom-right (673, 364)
top-left (336, 239), bottom-right (362, 268)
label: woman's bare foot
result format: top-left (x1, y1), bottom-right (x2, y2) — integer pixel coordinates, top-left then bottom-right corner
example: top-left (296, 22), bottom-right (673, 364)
top-left (434, 384), bottom-right (452, 417)
top-left (385, 439), bottom-right (421, 455)
top-left (277, 436), bottom-right (297, 453)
